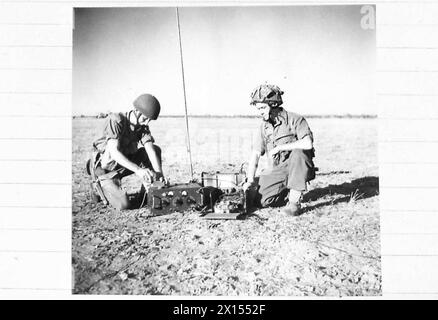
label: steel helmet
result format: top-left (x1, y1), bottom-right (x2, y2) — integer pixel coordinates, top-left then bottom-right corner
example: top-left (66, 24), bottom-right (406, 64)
top-left (133, 94), bottom-right (161, 120)
top-left (250, 84), bottom-right (284, 107)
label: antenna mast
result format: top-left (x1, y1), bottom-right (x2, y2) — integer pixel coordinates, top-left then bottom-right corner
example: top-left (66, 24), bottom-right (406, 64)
top-left (176, 7), bottom-right (194, 181)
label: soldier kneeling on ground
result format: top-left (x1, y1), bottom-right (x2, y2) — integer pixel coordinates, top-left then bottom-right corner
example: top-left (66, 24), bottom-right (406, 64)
top-left (242, 84), bottom-right (316, 216)
top-left (86, 93), bottom-right (165, 210)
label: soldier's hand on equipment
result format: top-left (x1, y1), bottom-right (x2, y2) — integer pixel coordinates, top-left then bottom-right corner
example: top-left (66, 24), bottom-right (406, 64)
top-left (242, 181), bottom-right (254, 192)
top-left (136, 168), bottom-right (154, 183)
top-left (154, 171), bottom-right (165, 182)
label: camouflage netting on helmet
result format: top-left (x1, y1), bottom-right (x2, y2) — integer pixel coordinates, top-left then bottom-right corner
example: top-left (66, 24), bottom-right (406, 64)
top-left (250, 84), bottom-right (284, 107)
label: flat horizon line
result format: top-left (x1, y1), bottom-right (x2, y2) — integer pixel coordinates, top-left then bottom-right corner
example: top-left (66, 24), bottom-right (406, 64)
top-left (73, 114), bottom-right (377, 119)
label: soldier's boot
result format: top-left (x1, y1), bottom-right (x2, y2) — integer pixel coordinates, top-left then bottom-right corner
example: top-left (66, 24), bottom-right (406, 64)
top-left (89, 182), bottom-right (101, 203)
top-left (84, 159), bottom-right (97, 203)
top-left (85, 159), bottom-right (100, 203)
top-left (85, 157), bottom-right (110, 205)
top-left (280, 189), bottom-right (302, 217)
top-left (85, 159), bottom-right (93, 176)
top-left (281, 202), bottom-right (301, 216)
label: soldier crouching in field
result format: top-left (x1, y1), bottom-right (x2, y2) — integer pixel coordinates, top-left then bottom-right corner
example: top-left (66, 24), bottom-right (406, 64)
top-left (243, 84), bottom-right (316, 216)
top-left (86, 93), bottom-right (165, 210)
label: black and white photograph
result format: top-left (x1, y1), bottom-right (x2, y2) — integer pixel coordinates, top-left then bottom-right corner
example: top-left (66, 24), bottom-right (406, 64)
top-left (71, 5), bottom-right (380, 296)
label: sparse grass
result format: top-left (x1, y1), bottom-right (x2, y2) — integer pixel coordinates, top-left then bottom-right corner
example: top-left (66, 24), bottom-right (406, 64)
top-left (72, 117), bottom-right (381, 296)
top-left (349, 189), bottom-right (364, 204)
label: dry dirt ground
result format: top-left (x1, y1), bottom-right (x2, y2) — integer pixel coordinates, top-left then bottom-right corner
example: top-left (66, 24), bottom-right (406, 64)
top-left (72, 117), bottom-right (381, 296)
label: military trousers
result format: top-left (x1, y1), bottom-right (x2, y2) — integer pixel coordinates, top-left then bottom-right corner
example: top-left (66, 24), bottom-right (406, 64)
top-left (93, 146), bottom-right (161, 210)
top-left (252, 149), bottom-right (315, 208)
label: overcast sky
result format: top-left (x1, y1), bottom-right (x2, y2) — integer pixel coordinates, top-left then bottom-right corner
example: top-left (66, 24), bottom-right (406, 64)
top-left (73, 6), bottom-right (375, 116)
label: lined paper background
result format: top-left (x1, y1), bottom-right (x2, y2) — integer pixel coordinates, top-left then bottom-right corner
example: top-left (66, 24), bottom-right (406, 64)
top-left (0, 0), bottom-right (437, 299)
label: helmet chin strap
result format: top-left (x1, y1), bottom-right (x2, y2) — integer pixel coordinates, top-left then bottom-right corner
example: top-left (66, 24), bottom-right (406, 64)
top-left (267, 106), bottom-right (281, 123)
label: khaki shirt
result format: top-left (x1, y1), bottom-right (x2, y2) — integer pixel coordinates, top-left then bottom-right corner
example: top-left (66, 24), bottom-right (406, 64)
top-left (254, 108), bottom-right (313, 167)
top-left (93, 112), bottom-right (154, 171)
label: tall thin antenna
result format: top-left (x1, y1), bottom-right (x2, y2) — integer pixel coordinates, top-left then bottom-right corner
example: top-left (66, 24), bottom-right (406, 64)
top-left (176, 7), bottom-right (194, 181)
